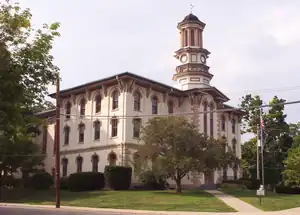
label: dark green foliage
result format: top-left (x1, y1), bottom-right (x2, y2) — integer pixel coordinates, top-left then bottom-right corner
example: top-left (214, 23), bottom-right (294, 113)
top-left (31, 172), bottom-right (53, 190)
top-left (2, 175), bottom-right (16, 188)
top-left (104, 166), bottom-right (132, 190)
top-left (275, 183), bottom-right (300, 194)
top-left (222, 179), bottom-right (260, 190)
top-left (139, 170), bottom-right (168, 190)
top-left (68, 172), bottom-right (105, 192)
top-left (60, 177), bottom-right (69, 190)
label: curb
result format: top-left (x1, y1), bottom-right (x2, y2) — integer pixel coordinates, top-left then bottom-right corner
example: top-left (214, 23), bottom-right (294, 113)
top-left (0, 203), bottom-right (234, 215)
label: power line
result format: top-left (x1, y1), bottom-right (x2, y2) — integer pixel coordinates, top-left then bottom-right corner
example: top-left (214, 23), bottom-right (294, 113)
top-left (57, 100), bottom-right (300, 120)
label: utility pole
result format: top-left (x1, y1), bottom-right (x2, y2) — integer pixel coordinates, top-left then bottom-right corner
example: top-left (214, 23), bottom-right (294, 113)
top-left (256, 124), bottom-right (260, 180)
top-left (260, 108), bottom-right (265, 187)
top-left (55, 76), bottom-right (61, 208)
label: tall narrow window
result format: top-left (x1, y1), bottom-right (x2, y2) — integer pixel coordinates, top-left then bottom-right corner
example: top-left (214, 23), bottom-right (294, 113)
top-left (76, 156), bottom-right (83, 173)
top-left (222, 168), bottom-right (227, 180)
top-left (112, 91), bottom-right (119, 109)
top-left (222, 136), bottom-right (227, 153)
top-left (233, 164), bottom-right (238, 180)
top-left (184, 30), bottom-right (188, 46)
top-left (210, 103), bottom-right (214, 137)
top-left (191, 29), bottom-right (195, 46)
top-left (232, 118), bottom-right (236, 133)
top-left (42, 125), bottom-right (47, 154)
top-left (92, 155), bottom-right (99, 172)
top-left (203, 102), bottom-right (208, 136)
top-left (198, 29), bottom-right (201, 47)
top-left (93, 120), bottom-right (101, 140)
top-left (63, 125), bottom-right (70, 145)
top-left (79, 98), bottom-right (86, 116)
top-left (168, 100), bottom-right (174, 114)
top-left (221, 115), bottom-right (226, 131)
top-left (65, 101), bottom-right (71, 119)
top-left (78, 123), bottom-right (85, 143)
top-left (95, 94), bottom-right (101, 113)
top-left (133, 91), bottom-right (141, 111)
top-left (62, 158), bottom-right (68, 177)
top-left (151, 96), bottom-right (158, 114)
top-left (111, 118), bottom-right (118, 137)
top-left (133, 118), bottom-right (141, 138)
top-left (232, 138), bottom-right (237, 155)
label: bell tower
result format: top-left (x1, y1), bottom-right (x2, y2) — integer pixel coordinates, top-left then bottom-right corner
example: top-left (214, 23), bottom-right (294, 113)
top-left (173, 13), bottom-right (213, 90)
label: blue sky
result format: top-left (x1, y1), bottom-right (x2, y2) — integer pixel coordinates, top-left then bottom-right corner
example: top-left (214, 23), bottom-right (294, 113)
top-left (17, 0), bottom-right (300, 135)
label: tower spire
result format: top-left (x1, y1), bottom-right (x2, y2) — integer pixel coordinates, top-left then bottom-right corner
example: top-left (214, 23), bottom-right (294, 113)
top-left (190, 4), bottom-right (194, 14)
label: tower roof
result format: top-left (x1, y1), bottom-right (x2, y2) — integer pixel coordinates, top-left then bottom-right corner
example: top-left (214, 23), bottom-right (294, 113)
top-left (183, 13), bottom-right (200, 22)
top-left (178, 13), bottom-right (206, 28)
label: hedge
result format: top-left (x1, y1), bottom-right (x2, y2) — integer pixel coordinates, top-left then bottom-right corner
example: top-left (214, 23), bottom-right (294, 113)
top-left (60, 177), bottom-right (69, 190)
top-left (31, 172), bottom-right (53, 190)
top-left (139, 170), bottom-right (168, 190)
top-left (104, 166), bottom-right (132, 190)
top-left (222, 179), bottom-right (260, 190)
top-left (275, 184), bottom-right (300, 194)
top-left (68, 172), bottom-right (105, 192)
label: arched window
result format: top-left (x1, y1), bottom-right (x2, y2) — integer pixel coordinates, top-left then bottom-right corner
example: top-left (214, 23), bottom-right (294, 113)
top-left (108, 152), bottom-right (117, 166)
top-left (221, 136), bottom-right (227, 153)
top-left (65, 101), bottom-right (71, 119)
top-left (112, 90), bottom-right (119, 109)
top-left (184, 30), bottom-right (188, 46)
top-left (168, 100), bottom-right (174, 114)
top-left (232, 138), bottom-right (237, 155)
top-left (76, 156), bottom-right (83, 173)
top-left (78, 123), bottom-right (85, 143)
top-left (93, 120), bottom-right (101, 140)
top-left (62, 158), bottom-right (68, 177)
top-left (221, 115), bottom-right (226, 131)
top-left (63, 125), bottom-right (70, 145)
top-left (133, 91), bottom-right (141, 111)
top-left (95, 94), bottom-right (101, 113)
top-left (203, 102), bottom-right (208, 136)
top-left (91, 155), bottom-right (99, 172)
top-left (210, 103), bottom-right (214, 137)
top-left (191, 29), bottom-right (195, 46)
top-left (151, 96), bottom-right (158, 114)
top-left (79, 98), bottom-right (86, 116)
top-left (232, 118), bottom-right (236, 133)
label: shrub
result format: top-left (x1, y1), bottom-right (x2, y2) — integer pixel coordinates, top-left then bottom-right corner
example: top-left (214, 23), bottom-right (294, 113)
top-left (104, 166), bottom-right (132, 190)
top-left (69, 172), bottom-right (105, 192)
top-left (2, 175), bottom-right (16, 188)
top-left (60, 177), bottom-right (69, 190)
top-left (139, 170), bottom-right (168, 190)
top-left (222, 179), bottom-right (260, 190)
top-left (220, 182), bottom-right (247, 189)
top-left (275, 183), bottom-right (300, 194)
top-left (31, 172), bottom-right (53, 190)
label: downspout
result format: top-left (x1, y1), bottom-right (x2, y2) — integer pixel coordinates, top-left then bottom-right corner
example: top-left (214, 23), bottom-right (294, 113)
top-left (116, 76), bottom-right (125, 166)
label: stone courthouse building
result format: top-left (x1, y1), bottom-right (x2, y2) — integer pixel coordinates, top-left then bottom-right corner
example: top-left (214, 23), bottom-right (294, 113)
top-left (34, 13), bottom-right (243, 188)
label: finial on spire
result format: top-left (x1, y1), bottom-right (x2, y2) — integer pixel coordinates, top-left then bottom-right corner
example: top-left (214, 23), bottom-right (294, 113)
top-left (190, 4), bottom-right (194, 14)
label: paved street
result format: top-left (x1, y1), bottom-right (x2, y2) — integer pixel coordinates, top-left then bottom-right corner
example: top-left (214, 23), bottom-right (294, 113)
top-left (0, 207), bottom-right (130, 215)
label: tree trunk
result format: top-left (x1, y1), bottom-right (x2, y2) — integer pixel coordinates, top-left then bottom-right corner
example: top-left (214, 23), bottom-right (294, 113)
top-left (175, 177), bottom-right (182, 193)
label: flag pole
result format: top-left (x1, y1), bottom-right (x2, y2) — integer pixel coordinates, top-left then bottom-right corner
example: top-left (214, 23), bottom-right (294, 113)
top-left (260, 108), bottom-right (265, 188)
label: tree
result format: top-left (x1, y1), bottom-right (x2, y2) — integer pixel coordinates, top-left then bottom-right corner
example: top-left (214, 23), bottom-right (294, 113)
top-left (241, 138), bottom-right (257, 178)
top-left (134, 116), bottom-right (237, 193)
top-left (283, 147), bottom-right (300, 187)
top-left (239, 94), bottom-right (293, 184)
top-left (0, 0), bottom-right (60, 192)
top-left (289, 122), bottom-right (300, 149)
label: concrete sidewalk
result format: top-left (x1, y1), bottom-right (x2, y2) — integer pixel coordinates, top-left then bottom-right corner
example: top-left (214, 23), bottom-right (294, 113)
top-left (205, 190), bottom-right (262, 213)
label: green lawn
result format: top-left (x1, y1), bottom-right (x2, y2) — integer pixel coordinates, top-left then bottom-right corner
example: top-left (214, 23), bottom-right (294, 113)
top-left (3, 189), bottom-right (235, 212)
top-left (221, 188), bottom-right (300, 211)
